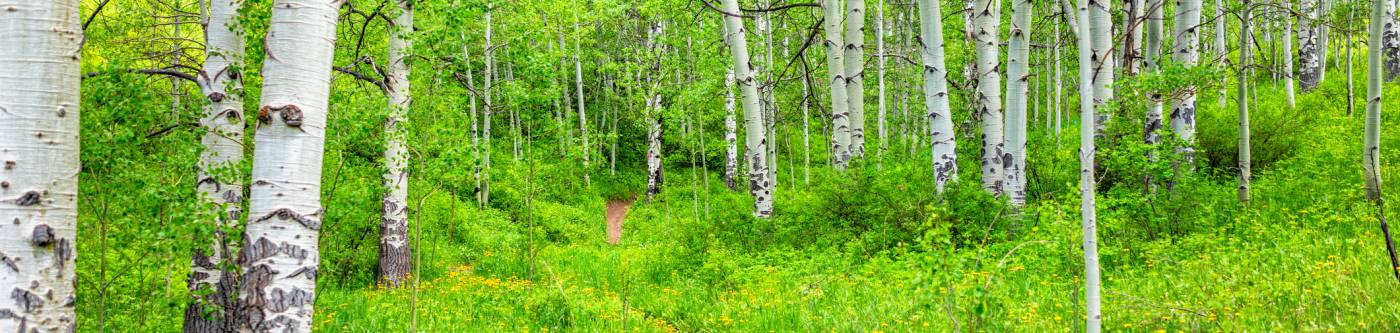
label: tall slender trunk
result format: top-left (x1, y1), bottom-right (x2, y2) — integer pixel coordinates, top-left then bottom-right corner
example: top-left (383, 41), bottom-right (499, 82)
top-left (575, 8), bottom-right (590, 183)
top-left (1143, 0), bottom-right (1162, 193)
top-left (801, 66), bottom-right (812, 185)
top-left (1005, 0), bottom-right (1033, 206)
top-left (1090, 0), bottom-right (1115, 136)
top-left (378, 0), bottom-right (413, 288)
top-left (974, 0), bottom-right (1006, 195)
top-left (824, 0), bottom-right (853, 170)
top-left (186, 0), bottom-right (245, 331)
top-left (1172, 0), bottom-right (1202, 169)
top-left (482, 5), bottom-right (494, 206)
top-left (1217, 0), bottom-right (1229, 106)
top-left (1299, 0), bottom-right (1323, 90)
top-left (1284, 0), bottom-right (1296, 107)
top-left (0, 1), bottom-right (80, 331)
top-left (846, 0), bottom-right (869, 159)
top-left (876, 0), bottom-right (888, 169)
top-left (1076, 0), bottom-right (1102, 330)
top-left (1318, 0), bottom-right (1329, 82)
top-left (1366, 0), bottom-right (1400, 282)
top-left (1056, 17), bottom-right (1064, 136)
top-left (645, 94), bottom-right (665, 202)
top-left (1123, 0), bottom-right (1144, 74)
top-left (460, 32), bottom-right (482, 200)
top-left (1238, 1), bottom-right (1252, 202)
top-left (238, 0), bottom-right (341, 331)
top-left (1347, 10), bottom-right (1356, 116)
top-left (920, 0), bottom-right (957, 193)
top-left (724, 69), bottom-right (739, 190)
top-left (722, 0), bottom-right (775, 217)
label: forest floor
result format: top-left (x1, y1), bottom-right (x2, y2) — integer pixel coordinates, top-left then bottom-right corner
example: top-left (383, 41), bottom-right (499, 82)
top-left (605, 197), bottom-right (634, 244)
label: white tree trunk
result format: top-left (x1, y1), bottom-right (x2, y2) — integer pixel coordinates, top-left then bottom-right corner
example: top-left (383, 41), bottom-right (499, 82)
top-left (1299, 0), bottom-right (1322, 90)
top-left (1317, 0), bottom-right (1329, 82)
top-left (575, 9), bottom-right (590, 182)
top-left (846, 0), bottom-right (869, 159)
top-left (1238, 2), bottom-right (1252, 202)
top-left (824, 0), bottom-right (853, 170)
top-left (1055, 18), bottom-right (1064, 136)
top-left (0, 1), bottom-right (80, 331)
top-left (1384, 0), bottom-right (1400, 81)
top-left (1090, 0), bottom-right (1115, 136)
top-left (645, 93), bottom-right (664, 202)
top-left (459, 31), bottom-right (482, 202)
top-left (1005, 0), bottom-right (1033, 206)
top-left (974, 0), bottom-right (1006, 195)
top-left (876, 0), bottom-right (888, 169)
top-left (238, 0), bottom-right (341, 331)
top-left (1284, 0), bottom-right (1296, 107)
top-left (1367, 0), bottom-right (1385, 200)
top-left (187, 0), bottom-right (245, 331)
top-left (378, 0), bottom-right (413, 288)
top-left (1075, 0), bottom-right (1102, 330)
top-left (801, 67), bottom-right (812, 185)
top-left (482, 5), bottom-right (494, 206)
top-left (722, 0), bottom-right (775, 217)
top-left (1172, 0), bottom-right (1202, 167)
top-left (1144, 0), bottom-right (1162, 146)
top-left (1217, 0), bottom-right (1229, 106)
top-left (724, 69), bottom-right (739, 190)
top-left (919, 0), bottom-right (958, 193)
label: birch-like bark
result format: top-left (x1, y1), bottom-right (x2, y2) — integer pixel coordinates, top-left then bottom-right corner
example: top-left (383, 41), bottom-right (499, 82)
top-left (1347, 10), bottom-right (1356, 116)
top-left (0, 1), bottom-right (80, 331)
top-left (1217, 0), bottom-right (1229, 106)
top-left (460, 32), bottom-right (482, 200)
top-left (378, 0), bottom-right (413, 288)
top-left (645, 93), bottom-right (664, 202)
top-left (1123, 0), bottom-right (1144, 74)
top-left (1076, 0), bottom-right (1102, 329)
top-left (574, 7), bottom-right (589, 183)
top-left (974, 0), bottom-right (1006, 195)
top-left (1238, 2), bottom-right (1252, 202)
top-left (1172, 0), bottom-right (1202, 167)
top-left (1299, 0), bottom-right (1323, 90)
top-left (876, 0), bottom-right (887, 169)
top-left (1144, 0), bottom-right (1162, 146)
top-left (1005, 0), bottom-right (1033, 206)
top-left (919, 0), bottom-right (957, 193)
top-left (724, 69), bottom-right (739, 190)
top-left (1090, 0), bottom-right (1115, 135)
top-left (846, 0), bottom-right (869, 159)
top-left (824, 0), bottom-right (852, 170)
top-left (238, 1), bottom-right (341, 331)
top-left (186, 0), bottom-right (244, 331)
top-left (801, 67), bottom-right (812, 185)
top-left (1384, 0), bottom-right (1400, 81)
top-left (722, 0), bottom-right (775, 217)
top-left (1056, 18), bottom-right (1064, 136)
top-left (1284, 0), bottom-right (1296, 107)
top-left (1317, 0), bottom-right (1329, 82)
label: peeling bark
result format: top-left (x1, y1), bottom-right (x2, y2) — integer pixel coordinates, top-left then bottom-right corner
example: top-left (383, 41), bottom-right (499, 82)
top-left (237, 1), bottom-right (342, 331)
top-left (0, 1), bottom-right (81, 331)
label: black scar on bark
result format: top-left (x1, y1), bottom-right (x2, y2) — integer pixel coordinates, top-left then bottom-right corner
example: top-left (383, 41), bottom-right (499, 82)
top-left (55, 239), bottom-right (71, 272)
top-left (254, 208), bottom-right (322, 231)
top-left (239, 265), bottom-right (273, 331)
top-left (0, 252), bottom-right (14, 273)
top-left (266, 288), bottom-right (314, 313)
top-left (14, 191), bottom-right (41, 206)
top-left (259, 104), bottom-right (304, 127)
top-left (11, 289), bottom-right (41, 313)
top-left (31, 225), bottom-right (53, 247)
top-left (208, 92), bottom-right (226, 103)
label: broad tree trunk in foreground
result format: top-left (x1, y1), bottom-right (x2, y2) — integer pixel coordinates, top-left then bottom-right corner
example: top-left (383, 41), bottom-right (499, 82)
top-left (1384, 0), bottom-right (1400, 81)
top-left (1172, 0), bottom-right (1202, 168)
top-left (722, 0), bottom-right (775, 217)
top-left (1076, 0), bottom-right (1102, 330)
top-left (238, 0), bottom-right (341, 331)
top-left (379, 0), bottom-right (413, 288)
top-left (1004, 0), bottom-right (1033, 206)
top-left (0, 1), bottom-right (81, 331)
top-left (919, 0), bottom-right (957, 193)
top-left (973, 0), bottom-right (1006, 195)
top-left (187, 0), bottom-right (246, 330)
top-left (1238, 1), bottom-right (1251, 203)
top-left (823, 0), bottom-right (852, 170)
top-left (724, 69), bottom-right (739, 190)
top-left (1365, 0), bottom-right (1400, 282)
top-left (846, 0), bottom-right (868, 160)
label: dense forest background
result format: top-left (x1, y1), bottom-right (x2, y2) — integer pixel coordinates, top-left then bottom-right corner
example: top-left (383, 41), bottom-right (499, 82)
top-left (46, 0), bottom-right (1400, 331)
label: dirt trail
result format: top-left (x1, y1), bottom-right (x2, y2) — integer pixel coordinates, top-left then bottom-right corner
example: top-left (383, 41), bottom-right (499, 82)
top-left (605, 197), bottom-right (635, 244)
